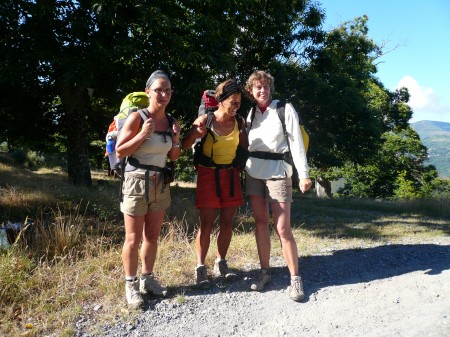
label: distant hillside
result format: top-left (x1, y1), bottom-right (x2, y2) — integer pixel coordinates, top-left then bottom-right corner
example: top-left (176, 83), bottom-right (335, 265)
top-left (411, 120), bottom-right (450, 178)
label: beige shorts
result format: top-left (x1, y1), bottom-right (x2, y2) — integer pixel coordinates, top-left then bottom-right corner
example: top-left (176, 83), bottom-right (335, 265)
top-left (120, 172), bottom-right (171, 216)
top-left (246, 174), bottom-right (293, 203)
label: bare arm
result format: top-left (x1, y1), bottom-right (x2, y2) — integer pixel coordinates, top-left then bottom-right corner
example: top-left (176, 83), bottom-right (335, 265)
top-left (168, 117), bottom-right (182, 161)
top-left (116, 111), bottom-right (154, 159)
top-left (181, 115), bottom-right (208, 149)
top-left (238, 116), bottom-right (249, 149)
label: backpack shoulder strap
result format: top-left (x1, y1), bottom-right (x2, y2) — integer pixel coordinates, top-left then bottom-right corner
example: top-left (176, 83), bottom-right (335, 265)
top-left (202, 112), bottom-right (216, 142)
top-left (249, 105), bottom-right (257, 129)
top-left (165, 112), bottom-right (174, 128)
top-left (137, 108), bottom-right (149, 128)
top-left (235, 114), bottom-right (245, 131)
top-left (205, 112), bottom-right (215, 129)
top-left (276, 101), bottom-right (288, 137)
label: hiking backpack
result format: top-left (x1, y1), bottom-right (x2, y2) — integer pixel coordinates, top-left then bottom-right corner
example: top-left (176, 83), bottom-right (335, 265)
top-left (192, 89), bottom-right (247, 170)
top-left (192, 112), bottom-right (246, 169)
top-left (117, 108), bottom-right (175, 202)
top-left (198, 89), bottom-right (219, 116)
top-left (249, 100), bottom-right (309, 152)
top-left (249, 101), bottom-right (309, 180)
top-left (105, 92), bottom-right (149, 174)
top-left (190, 90), bottom-right (248, 197)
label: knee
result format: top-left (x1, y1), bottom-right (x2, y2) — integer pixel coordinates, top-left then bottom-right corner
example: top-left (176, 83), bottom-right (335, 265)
top-left (143, 235), bottom-right (159, 246)
top-left (219, 220), bottom-right (233, 231)
top-left (197, 228), bottom-right (212, 240)
top-left (124, 236), bottom-right (141, 251)
top-left (255, 222), bottom-right (269, 234)
top-left (277, 227), bottom-right (294, 241)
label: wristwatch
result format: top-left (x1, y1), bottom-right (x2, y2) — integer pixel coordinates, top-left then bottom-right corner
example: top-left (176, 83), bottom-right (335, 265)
top-left (172, 142), bottom-right (181, 148)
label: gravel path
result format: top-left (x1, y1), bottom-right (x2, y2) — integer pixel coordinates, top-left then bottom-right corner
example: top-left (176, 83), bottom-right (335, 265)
top-left (76, 238), bottom-right (450, 337)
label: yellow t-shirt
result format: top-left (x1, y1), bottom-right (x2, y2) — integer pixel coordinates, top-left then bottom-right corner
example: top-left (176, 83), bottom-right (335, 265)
top-left (202, 120), bottom-right (239, 165)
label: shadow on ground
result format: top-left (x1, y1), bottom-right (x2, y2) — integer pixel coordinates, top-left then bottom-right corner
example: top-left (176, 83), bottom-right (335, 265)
top-left (298, 243), bottom-right (450, 299)
top-left (154, 243), bottom-right (450, 305)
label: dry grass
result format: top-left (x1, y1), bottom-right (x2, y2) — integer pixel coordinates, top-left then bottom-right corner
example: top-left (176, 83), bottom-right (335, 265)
top-left (0, 163), bottom-right (449, 336)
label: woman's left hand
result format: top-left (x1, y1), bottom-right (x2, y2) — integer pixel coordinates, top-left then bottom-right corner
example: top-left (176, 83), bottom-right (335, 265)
top-left (172, 120), bottom-right (181, 145)
top-left (299, 178), bottom-right (312, 193)
top-left (172, 121), bottom-right (181, 136)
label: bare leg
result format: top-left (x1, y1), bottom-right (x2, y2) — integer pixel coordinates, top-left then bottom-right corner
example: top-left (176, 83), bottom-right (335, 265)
top-left (140, 210), bottom-right (165, 274)
top-left (250, 195), bottom-right (271, 269)
top-left (272, 202), bottom-right (299, 276)
top-left (216, 207), bottom-right (237, 260)
top-left (122, 214), bottom-right (145, 277)
top-left (195, 208), bottom-right (217, 265)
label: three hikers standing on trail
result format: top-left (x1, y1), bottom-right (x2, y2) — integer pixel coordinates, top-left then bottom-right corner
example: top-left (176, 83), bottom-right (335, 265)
top-left (114, 69), bottom-right (311, 308)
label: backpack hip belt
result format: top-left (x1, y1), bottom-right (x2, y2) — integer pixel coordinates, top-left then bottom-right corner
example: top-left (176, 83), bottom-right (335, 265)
top-left (199, 164), bottom-right (236, 199)
top-left (199, 163), bottom-right (235, 169)
top-left (121, 157), bottom-right (167, 203)
top-left (127, 156), bottom-right (165, 172)
top-left (249, 151), bottom-right (293, 165)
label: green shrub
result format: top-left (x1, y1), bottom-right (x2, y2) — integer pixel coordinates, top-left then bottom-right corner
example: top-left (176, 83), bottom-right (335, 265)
top-left (0, 142), bottom-right (8, 152)
top-left (26, 150), bottom-right (46, 169)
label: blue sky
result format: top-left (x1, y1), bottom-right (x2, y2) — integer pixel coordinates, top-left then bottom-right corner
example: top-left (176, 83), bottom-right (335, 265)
top-left (319, 0), bottom-right (450, 123)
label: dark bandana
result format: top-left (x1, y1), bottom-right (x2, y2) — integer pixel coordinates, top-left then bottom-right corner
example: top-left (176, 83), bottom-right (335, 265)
top-left (218, 81), bottom-right (242, 102)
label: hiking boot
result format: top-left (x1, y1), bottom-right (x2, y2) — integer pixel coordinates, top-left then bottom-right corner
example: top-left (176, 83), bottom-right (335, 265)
top-left (250, 269), bottom-right (271, 291)
top-left (288, 276), bottom-right (305, 302)
top-left (213, 259), bottom-right (237, 281)
top-left (140, 273), bottom-right (168, 297)
top-left (125, 279), bottom-right (143, 309)
top-left (195, 265), bottom-right (211, 289)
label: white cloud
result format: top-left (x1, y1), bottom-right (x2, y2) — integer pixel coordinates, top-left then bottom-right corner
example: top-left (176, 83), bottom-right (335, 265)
top-left (395, 76), bottom-right (450, 123)
top-left (396, 76), bottom-right (434, 109)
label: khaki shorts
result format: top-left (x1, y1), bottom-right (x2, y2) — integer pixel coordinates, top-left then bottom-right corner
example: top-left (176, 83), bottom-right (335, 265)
top-left (246, 174), bottom-right (293, 203)
top-left (120, 172), bottom-right (171, 216)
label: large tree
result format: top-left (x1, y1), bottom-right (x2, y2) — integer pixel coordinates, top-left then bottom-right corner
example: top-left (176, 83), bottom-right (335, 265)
top-left (1, 0), bottom-right (323, 186)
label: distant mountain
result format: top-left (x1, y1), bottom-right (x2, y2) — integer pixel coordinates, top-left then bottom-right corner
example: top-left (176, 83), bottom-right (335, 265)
top-left (410, 120), bottom-right (450, 178)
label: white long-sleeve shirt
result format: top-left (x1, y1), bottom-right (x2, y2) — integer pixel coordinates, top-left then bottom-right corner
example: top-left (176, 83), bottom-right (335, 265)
top-left (245, 100), bottom-right (309, 180)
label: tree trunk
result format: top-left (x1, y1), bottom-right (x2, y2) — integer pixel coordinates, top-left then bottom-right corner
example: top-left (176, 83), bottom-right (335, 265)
top-left (315, 176), bottom-right (332, 198)
top-left (59, 83), bottom-right (92, 187)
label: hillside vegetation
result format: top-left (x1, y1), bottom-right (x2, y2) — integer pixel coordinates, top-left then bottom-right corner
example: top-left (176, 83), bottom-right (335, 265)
top-left (411, 120), bottom-right (450, 178)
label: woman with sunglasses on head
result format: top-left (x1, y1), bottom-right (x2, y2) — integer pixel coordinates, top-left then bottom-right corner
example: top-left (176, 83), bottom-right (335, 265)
top-left (182, 79), bottom-right (248, 288)
top-left (115, 70), bottom-right (182, 308)
top-left (244, 70), bottom-right (312, 302)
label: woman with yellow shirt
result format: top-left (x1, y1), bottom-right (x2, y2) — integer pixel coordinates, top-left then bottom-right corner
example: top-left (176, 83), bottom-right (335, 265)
top-left (182, 79), bottom-right (247, 288)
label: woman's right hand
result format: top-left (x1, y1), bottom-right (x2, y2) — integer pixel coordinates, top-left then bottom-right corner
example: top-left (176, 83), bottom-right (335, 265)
top-left (195, 124), bottom-right (207, 138)
top-left (140, 118), bottom-right (155, 138)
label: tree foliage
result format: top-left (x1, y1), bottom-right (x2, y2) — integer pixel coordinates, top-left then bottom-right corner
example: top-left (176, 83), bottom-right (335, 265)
top-left (339, 127), bottom-right (438, 199)
top-left (302, 16), bottom-right (384, 169)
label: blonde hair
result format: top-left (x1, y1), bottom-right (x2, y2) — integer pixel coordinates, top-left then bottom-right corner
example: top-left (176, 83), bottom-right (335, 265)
top-left (244, 71), bottom-right (275, 101)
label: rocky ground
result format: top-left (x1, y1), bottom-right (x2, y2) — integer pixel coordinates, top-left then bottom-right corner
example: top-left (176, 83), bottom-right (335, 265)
top-left (74, 237), bottom-right (450, 337)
